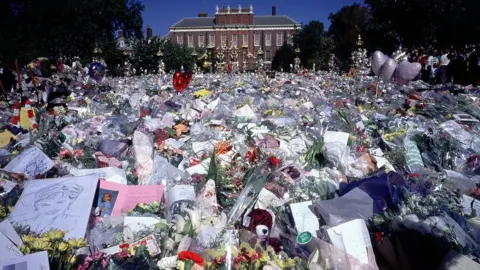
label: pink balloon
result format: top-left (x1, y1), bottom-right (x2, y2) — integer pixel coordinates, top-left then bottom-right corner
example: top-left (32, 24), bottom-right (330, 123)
top-left (394, 60), bottom-right (422, 85)
top-left (372, 51), bottom-right (388, 76)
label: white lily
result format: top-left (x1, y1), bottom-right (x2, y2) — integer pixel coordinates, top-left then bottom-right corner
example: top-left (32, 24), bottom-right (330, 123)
top-left (184, 208), bottom-right (202, 233)
top-left (157, 255), bottom-right (179, 270)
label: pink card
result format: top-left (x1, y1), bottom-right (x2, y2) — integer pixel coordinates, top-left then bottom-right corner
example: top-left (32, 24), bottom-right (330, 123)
top-left (97, 180), bottom-right (164, 217)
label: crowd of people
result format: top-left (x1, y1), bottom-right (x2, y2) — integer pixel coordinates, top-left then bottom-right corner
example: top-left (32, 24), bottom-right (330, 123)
top-left (410, 46), bottom-right (480, 86)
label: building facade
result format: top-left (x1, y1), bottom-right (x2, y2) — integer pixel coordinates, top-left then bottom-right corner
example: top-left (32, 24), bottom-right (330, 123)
top-left (169, 5), bottom-right (300, 71)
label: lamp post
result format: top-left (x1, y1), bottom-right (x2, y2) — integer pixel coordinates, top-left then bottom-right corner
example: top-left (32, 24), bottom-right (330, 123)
top-left (123, 50), bottom-right (132, 76)
top-left (191, 48), bottom-right (198, 74)
top-left (157, 47), bottom-right (165, 75)
top-left (247, 51), bottom-right (253, 72)
top-left (294, 47), bottom-right (301, 73)
top-left (231, 46), bottom-right (239, 73)
top-left (256, 47), bottom-right (264, 72)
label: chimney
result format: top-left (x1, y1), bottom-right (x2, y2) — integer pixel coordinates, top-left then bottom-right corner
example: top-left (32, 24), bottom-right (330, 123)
top-left (146, 25), bottom-right (152, 38)
top-left (272, 6), bottom-right (276, 16)
top-left (198, 13), bottom-right (208, 17)
top-left (118, 29), bottom-right (124, 38)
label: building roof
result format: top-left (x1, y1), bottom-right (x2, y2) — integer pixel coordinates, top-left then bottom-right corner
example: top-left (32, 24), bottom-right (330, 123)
top-left (170, 15), bottom-right (297, 28)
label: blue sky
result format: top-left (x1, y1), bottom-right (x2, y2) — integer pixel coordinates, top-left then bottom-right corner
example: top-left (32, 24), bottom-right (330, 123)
top-left (141, 0), bottom-right (359, 37)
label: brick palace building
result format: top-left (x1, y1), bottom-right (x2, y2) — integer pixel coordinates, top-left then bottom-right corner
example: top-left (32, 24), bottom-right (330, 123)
top-left (168, 5), bottom-right (300, 71)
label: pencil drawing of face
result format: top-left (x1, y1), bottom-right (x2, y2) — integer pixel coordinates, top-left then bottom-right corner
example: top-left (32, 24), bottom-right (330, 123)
top-left (34, 183), bottom-right (84, 217)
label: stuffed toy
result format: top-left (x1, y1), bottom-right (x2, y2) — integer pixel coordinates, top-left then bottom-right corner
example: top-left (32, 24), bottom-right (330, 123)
top-left (242, 208), bottom-right (275, 241)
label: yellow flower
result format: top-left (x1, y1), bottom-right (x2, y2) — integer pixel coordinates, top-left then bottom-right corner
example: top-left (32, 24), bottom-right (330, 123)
top-left (21, 234), bottom-right (37, 244)
top-left (68, 238), bottom-right (87, 249)
top-left (43, 229), bottom-right (65, 241)
top-left (57, 242), bottom-right (71, 253)
top-left (64, 254), bottom-right (77, 264)
top-left (12, 150), bottom-right (19, 155)
top-left (193, 89), bottom-right (211, 98)
top-left (30, 239), bottom-right (52, 250)
top-left (19, 245), bottom-right (31, 254)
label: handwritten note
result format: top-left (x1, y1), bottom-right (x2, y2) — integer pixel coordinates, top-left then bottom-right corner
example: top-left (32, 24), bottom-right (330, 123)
top-left (0, 251), bottom-right (49, 270)
top-left (0, 220), bottom-right (22, 247)
top-left (166, 185), bottom-right (195, 221)
top-left (4, 146), bottom-right (54, 179)
top-left (327, 219), bottom-right (373, 265)
top-left (290, 201), bottom-right (319, 237)
top-left (0, 232), bottom-right (23, 261)
top-left (98, 180), bottom-right (164, 216)
top-left (70, 167), bottom-right (127, 184)
top-left (124, 217), bottom-right (163, 233)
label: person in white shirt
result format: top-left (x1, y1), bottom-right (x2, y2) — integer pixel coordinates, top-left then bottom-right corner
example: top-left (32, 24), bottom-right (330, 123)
top-left (437, 50), bottom-right (450, 83)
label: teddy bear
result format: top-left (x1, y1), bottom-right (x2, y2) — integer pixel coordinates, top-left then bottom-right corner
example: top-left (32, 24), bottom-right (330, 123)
top-left (241, 208), bottom-right (283, 251)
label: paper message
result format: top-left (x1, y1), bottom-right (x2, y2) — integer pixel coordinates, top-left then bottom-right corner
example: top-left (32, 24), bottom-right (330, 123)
top-left (124, 217), bottom-right (163, 233)
top-left (327, 219), bottom-right (373, 265)
top-left (97, 180), bottom-right (164, 217)
top-left (290, 201), bottom-right (319, 237)
top-left (167, 185), bottom-right (195, 221)
top-left (0, 251), bottom-right (49, 270)
top-left (8, 175), bottom-right (99, 240)
top-left (70, 167), bottom-right (127, 184)
top-left (4, 146), bottom-right (54, 179)
top-left (0, 220), bottom-right (22, 247)
top-left (0, 232), bottom-right (23, 261)
top-left (324, 131), bottom-right (350, 146)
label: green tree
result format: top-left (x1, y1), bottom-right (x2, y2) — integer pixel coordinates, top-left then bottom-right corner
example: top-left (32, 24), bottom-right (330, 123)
top-left (364, 0), bottom-right (480, 50)
top-left (161, 41), bottom-right (195, 73)
top-left (132, 37), bottom-right (164, 74)
top-left (328, 3), bottom-right (369, 71)
top-left (0, 0), bottom-right (143, 66)
top-left (293, 21), bottom-right (333, 70)
top-left (272, 44), bottom-right (295, 72)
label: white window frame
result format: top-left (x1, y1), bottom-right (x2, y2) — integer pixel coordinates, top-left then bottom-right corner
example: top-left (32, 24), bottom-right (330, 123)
top-left (232, 34), bottom-right (237, 47)
top-left (265, 33), bottom-right (271, 47)
top-left (177, 35), bottom-right (183, 45)
top-left (119, 40), bottom-right (125, 48)
top-left (287, 34), bottom-right (293, 46)
top-left (276, 33), bottom-right (283, 46)
top-left (209, 34), bottom-right (215, 47)
top-left (254, 33), bottom-right (260, 46)
top-left (221, 33), bottom-right (227, 47)
top-left (187, 35), bottom-right (194, 48)
top-left (198, 35), bottom-right (204, 47)
top-left (243, 33), bottom-right (248, 46)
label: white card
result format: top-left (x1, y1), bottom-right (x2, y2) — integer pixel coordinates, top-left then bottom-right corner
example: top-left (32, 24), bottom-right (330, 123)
top-left (324, 131), bottom-right (350, 147)
top-left (0, 251), bottom-right (49, 270)
top-left (8, 175), bottom-right (99, 240)
top-left (290, 201), bottom-right (319, 237)
top-left (4, 147), bottom-right (54, 179)
top-left (124, 217), bottom-right (163, 233)
top-left (0, 232), bottom-right (23, 261)
top-left (327, 219), bottom-right (372, 265)
top-left (0, 220), bottom-right (22, 247)
top-left (460, 195), bottom-right (480, 216)
top-left (70, 167), bottom-right (127, 184)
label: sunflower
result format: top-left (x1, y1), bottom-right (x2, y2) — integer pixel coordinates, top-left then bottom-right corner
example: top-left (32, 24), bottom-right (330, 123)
top-left (30, 239), bottom-right (52, 251)
top-left (57, 242), bottom-right (71, 253)
top-left (43, 229), bottom-right (65, 241)
top-left (68, 238), bottom-right (87, 249)
top-left (21, 234), bottom-right (37, 244)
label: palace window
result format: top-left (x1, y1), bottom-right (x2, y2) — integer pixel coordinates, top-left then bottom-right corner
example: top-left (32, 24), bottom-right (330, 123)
top-left (187, 35), bottom-right (194, 48)
top-left (198, 35), bottom-right (205, 47)
top-left (265, 33), bottom-right (271, 47)
top-left (177, 35), bottom-right (183, 45)
top-left (221, 33), bottom-right (227, 46)
top-left (276, 33), bottom-right (283, 46)
top-left (266, 48), bottom-right (271, 61)
top-left (254, 33), bottom-right (260, 46)
top-left (243, 33), bottom-right (248, 46)
top-left (209, 34), bottom-right (215, 47)
top-left (232, 34), bottom-right (237, 47)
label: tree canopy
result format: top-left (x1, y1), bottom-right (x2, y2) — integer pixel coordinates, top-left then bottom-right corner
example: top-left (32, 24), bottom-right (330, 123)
top-left (0, 0), bottom-right (144, 65)
top-left (293, 21), bottom-right (333, 70)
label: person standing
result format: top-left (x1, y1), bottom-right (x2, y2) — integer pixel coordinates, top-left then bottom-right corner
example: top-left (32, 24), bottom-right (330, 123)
top-left (438, 50), bottom-right (450, 84)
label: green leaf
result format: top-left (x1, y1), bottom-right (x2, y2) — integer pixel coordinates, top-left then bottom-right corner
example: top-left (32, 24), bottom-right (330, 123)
top-left (184, 259), bottom-right (195, 270)
top-left (206, 149), bottom-right (217, 182)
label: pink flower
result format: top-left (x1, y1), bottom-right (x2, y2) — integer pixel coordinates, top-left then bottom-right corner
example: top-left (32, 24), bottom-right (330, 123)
top-left (59, 149), bottom-right (71, 158)
top-left (74, 149), bottom-right (85, 158)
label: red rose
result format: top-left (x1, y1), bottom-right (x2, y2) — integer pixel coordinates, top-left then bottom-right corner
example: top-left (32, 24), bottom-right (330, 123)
top-left (119, 243), bottom-right (129, 250)
top-left (178, 251), bottom-right (204, 266)
top-left (268, 156), bottom-right (280, 166)
top-left (139, 240), bottom-right (147, 246)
